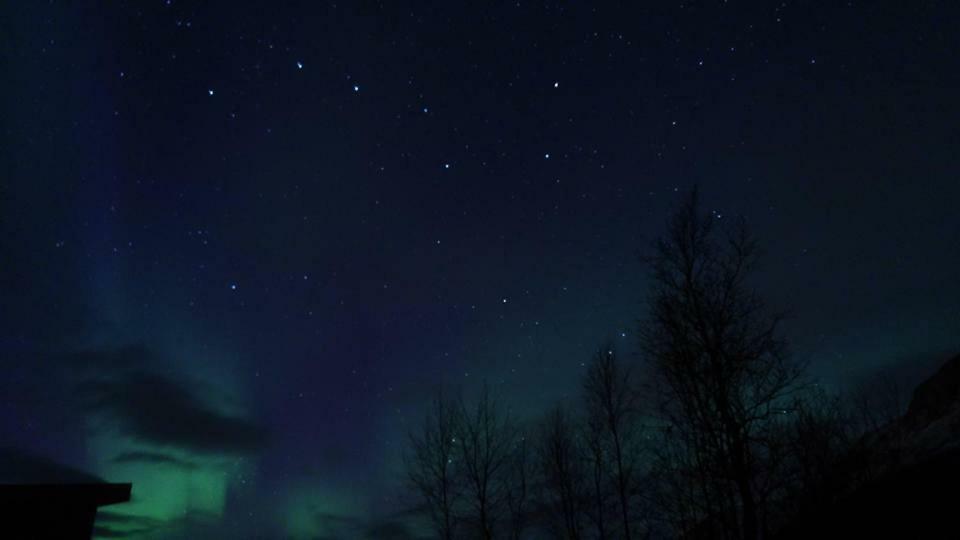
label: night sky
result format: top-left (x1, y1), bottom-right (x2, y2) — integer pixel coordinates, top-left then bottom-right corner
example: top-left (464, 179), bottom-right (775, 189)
top-left (2, 2), bottom-right (959, 538)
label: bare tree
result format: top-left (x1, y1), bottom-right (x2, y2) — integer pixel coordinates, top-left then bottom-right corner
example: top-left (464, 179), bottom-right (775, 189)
top-left (406, 390), bottom-right (462, 540)
top-left (852, 372), bottom-right (905, 435)
top-left (847, 372), bottom-right (909, 482)
top-left (640, 189), bottom-right (804, 540)
top-left (537, 405), bottom-right (586, 540)
top-left (584, 413), bottom-right (610, 540)
top-left (583, 344), bottom-right (643, 540)
top-left (504, 430), bottom-right (531, 540)
top-left (457, 384), bottom-right (516, 540)
top-left (780, 387), bottom-right (852, 521)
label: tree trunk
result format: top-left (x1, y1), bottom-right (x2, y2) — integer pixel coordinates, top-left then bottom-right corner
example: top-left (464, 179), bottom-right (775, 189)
top-left (732, 437), bottom-right (758, 540)
top-left (613, 435), bottom-right (632, 540)
top-left (593, 463), bottom-right (607, 540)
top-left (737, 473), bottom-right (758, 540)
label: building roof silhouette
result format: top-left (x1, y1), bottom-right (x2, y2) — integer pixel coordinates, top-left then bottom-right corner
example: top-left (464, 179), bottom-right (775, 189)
top-left (0, 483), bottom-right (131, 539)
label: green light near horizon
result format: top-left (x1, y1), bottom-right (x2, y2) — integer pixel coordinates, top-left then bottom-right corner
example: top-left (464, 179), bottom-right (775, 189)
top-left (88, 435), bottom-right (246, 539)
top-left (280, 482), bottom-right (365, 539)
top-left (82, 360), bottom-right (257, 539)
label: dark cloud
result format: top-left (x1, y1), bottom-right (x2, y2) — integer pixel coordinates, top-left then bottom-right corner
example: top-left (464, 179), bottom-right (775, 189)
top-left (93, 511), bottom-right (165, 538)
top-left (79, 370), bottom-right (266, 455)
top-left (90, 524), bottom-right (160, 539)
top-left (96, 510), bottom-right (163, 528)
top-left (110, 450), bottom-right (199, 470)
top-left (0, 446), bottom-right (103, 484)
top-left (62, 345), bottom-right (267, 455)
top-left (90, 526), bottom-right (129, 538)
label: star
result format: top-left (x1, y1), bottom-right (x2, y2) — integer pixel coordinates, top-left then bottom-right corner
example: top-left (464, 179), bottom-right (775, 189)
top-left (208, 89), bottom-right (214, 96)
top-left (296, 61), bottom-right (303, 69)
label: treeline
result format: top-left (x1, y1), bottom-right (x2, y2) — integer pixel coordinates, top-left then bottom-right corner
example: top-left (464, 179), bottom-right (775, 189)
top-left (403, 191), bottom-right (907, 540)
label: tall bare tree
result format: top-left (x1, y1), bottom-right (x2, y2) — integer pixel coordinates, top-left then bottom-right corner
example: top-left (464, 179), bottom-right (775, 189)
top-left (537, 405), bottom-right (586, 540)
top-left (641, 189), bottom-right (803, 540)
top-left (406, 391), bottom-right (462, 540)
top-left (583, 344), bottom-right (643, 540)
top-left (584, 413), bottom-right (610, 540)
top-left (504, 430), bottom-right (531, 540)
top-left (457, 384), bottom-right (516, 540)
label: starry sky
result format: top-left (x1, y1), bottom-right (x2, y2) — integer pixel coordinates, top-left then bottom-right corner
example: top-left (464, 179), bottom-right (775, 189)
top-left (2, 1), bottom-right (959, 538)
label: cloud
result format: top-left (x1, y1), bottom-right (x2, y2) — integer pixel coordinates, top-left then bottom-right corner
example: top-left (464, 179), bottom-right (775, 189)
top-left (96, 511), bottom-right (164, 528)
top-left (0, 446), bottom-right (103, 484)
top-left (110, 451), bottom-right (199, 470)
top-left (90, 526), bottom-right (129, 538)
top-left (61, 345), bottom-right (266, 456)
top-left (91, 511), bottom-right (165, 539)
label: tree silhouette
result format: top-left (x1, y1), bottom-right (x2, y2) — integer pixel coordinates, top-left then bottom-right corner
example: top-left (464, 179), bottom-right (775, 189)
top-left (779, 387), bottom-right (853, 523)
top-left (504, 430), bottom-right (531, 540)
top-left (584, 406), bottom-right (611, 540)
top-left (406, 391), bottom-right (461, 540)
top-left (457, 385), bottom-right (518, 540)
top-left (640, 189), bottom-right (803, 540)
top-left (583, 344), bottom-right (644, 540)
top-left (395, 189), bottom-right (911, 539)
top-left (851, 372), bottom-right (909, 477)
top-left (536, 405), bottom-right (586, 540)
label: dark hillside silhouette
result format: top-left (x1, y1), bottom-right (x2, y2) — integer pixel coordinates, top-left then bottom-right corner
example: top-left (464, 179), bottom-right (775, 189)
top-left (903, 353), bottom-right (960, 431)
top-left (776, 448), bottom-right (960, 539)
top-left (778, 353), bottom-right (960, 539)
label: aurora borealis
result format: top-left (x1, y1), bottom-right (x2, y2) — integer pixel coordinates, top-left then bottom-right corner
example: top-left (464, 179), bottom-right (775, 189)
top-left (2, 2), bottom-right (960, 538)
